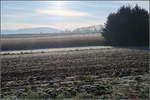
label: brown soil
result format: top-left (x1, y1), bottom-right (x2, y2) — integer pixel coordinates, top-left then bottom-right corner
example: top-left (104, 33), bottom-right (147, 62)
top-left (1, 47), bottom-right (149, 91)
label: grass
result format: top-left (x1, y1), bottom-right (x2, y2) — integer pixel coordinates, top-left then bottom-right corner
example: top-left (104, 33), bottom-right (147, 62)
top-left (1, 74), bottom-right (149, 99)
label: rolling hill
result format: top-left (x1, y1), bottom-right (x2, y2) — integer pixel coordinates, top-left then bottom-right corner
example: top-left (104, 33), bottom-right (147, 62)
top-left (1, 27), bottom-right (62, 34)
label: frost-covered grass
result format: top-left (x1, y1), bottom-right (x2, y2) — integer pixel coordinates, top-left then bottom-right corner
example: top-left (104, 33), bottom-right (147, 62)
top-left (1, 46), bottom-right (112, 55)
top-left (1, 74), bottom-right (149, 99)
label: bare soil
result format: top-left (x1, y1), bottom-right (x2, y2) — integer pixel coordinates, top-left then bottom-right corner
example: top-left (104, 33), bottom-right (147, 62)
top-left (1, 47), bottom-right (149, 99)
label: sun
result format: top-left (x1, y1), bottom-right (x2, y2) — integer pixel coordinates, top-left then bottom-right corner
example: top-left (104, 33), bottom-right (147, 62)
top-left (57, 1), bottom-right (63, 6)
top-left (55, 1), bottom-right (64, 9)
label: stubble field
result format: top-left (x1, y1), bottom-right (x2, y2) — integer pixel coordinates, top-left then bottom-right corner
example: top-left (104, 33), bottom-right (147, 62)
top-left (1, 33), bottom-right (105, 51)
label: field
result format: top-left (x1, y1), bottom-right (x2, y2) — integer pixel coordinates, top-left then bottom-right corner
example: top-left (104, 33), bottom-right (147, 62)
top-left (1, 33), bottom-right (105, 51)
top-left (1, 45), bottom-right (149, 99)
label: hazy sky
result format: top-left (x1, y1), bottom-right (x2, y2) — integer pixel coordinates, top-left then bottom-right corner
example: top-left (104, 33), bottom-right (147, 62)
top-left (1, 1), bottom-right (149, 30)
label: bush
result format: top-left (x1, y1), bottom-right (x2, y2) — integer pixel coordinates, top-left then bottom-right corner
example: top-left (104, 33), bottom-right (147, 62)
top-left (101, 5), bottom-right (149, 46)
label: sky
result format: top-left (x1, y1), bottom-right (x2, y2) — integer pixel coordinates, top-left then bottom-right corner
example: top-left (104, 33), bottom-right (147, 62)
top-left (1, 1), bottom-right (149, 30)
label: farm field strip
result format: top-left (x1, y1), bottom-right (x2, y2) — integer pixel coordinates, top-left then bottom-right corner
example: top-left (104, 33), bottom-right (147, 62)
top-left (2, 47), bottom-right (148, 83)
top-left (1, 33), bottom-right (101, 40)
top-left (1, 46), bottom-right (112, 55)
top-left (1, 35), bottom-right (105, 51)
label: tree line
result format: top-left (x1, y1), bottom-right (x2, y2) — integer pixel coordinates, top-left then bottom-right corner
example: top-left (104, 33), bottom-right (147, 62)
top-left (101, 5), bottom-right (149, 46)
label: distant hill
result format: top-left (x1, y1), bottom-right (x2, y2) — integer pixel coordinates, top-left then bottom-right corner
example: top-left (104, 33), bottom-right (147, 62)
top-left (72, 25), bottom-right (103, 33)
top-left (1, 27), bottom-right (62, 34)
top-left (1, 24), bottom-right (104, 34)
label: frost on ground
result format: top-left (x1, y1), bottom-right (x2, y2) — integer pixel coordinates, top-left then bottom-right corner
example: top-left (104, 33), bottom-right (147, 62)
top-left (1, 47), bottom-right (149, 99)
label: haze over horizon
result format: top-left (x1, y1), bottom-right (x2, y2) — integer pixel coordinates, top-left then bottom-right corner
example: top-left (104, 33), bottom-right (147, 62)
top-left (1, 1), bottom-right (149, 31)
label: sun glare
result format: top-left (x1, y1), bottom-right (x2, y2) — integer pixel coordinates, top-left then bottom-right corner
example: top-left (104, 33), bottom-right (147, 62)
top-left (55, 1), bottom-right (65, 9)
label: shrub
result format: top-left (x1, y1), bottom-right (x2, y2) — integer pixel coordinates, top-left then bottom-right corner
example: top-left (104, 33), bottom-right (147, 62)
top-left (101, 5), bottom-right (149, 46)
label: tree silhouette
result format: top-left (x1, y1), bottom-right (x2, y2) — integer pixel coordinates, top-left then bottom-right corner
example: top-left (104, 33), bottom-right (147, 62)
top-left (101, 5), bottom-right (149, 46)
